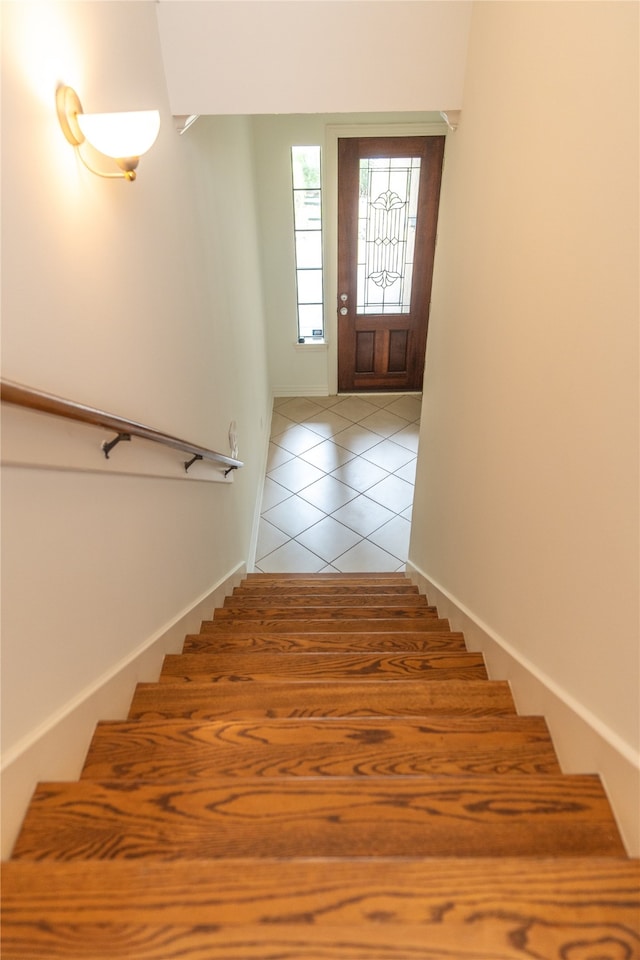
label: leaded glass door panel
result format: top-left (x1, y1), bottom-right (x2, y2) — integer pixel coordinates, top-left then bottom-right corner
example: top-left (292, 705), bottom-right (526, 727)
top-left (337, 137), bottom-right (445, 391)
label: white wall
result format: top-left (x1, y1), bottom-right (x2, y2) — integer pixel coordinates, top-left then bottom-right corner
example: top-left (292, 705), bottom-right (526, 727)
top-left (409, 0), bottom-right (639, 853)
top-left (1, 2), bottom-right (271, 856)
top-left (156, 1), bottom-right (471, 116)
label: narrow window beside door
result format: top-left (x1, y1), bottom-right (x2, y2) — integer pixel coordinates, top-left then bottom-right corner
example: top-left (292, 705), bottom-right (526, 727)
top-left (291, 146), bottom-right (324, 342)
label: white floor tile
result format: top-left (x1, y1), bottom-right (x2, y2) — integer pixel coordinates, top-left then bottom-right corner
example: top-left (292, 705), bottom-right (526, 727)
top-left (392, 423), bottom-right (420, 453)
top-left (256, 539), bottom-right (326, 573)
top-left (332, 540), bottom-right (401, 572)
top-left (385, 395), bottom-right (423, 422)
top-left (255, 518), bottom-right (290, 561)
top-left (296, 516), bottom-right (362, 563)
top-left (361, 438), bottom-right (415, 472)
top-left (303, 410), bottom-right (353, 439)
top-left (368, 514), bottom-right (412, 561)
top-left (258, 394), bottom-right (420, 572)
top-left (297, 474), bottom-right (358, 513)
top-left (354, 394), bottom-right (399, 408)
top-left (333, 424), bottom-right (384, 455)
top-left (263, 495), bottom-right (326, 538)
top-left (261, 477), bottom-right (293, 511)
top-left (394, 458), bottom-right (417, 484)
top-left (299, 440), bottom-right (355, 472)
top-left (332, 495), bottom-right (396, 537)
top-left (359, 409), bottom-right (410, 438)
top-left (330, 456), bottom-right (388, 494)
top-left (266, 442), bottom-right (295, 472)
top-left (306, 396), bottom-right (342, 408)
top-left (365, 474), bottom-right (415, 512)
top-left (330, 397), bottom-right (380, 422)
top-left (273, 424), bottom-right (325, 456)
top-left (268, 457), bottom-right (325, 494)
top-left (276, 397), bottom-right (325, 422)
top-left (270, 411), bottom-right (295, 438)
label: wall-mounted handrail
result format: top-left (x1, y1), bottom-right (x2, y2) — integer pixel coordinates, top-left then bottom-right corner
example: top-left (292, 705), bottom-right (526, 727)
top-left (0, 379), bottom-right (243, 473)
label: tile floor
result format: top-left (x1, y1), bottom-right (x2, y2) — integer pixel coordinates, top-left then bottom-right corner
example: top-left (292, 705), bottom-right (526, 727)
top-left (254, 393), bottom-right (421, 573)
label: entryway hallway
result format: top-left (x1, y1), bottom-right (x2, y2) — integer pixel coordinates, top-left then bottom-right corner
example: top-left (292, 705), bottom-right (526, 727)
top-left (255, 394), bottom-right (421, 572)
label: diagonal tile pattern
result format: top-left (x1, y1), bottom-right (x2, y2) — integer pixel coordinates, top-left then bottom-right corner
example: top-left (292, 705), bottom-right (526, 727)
top-left (254, 394), bottom-right (421, 573)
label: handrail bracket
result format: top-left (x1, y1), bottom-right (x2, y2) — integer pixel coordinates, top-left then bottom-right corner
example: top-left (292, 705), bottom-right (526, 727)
top-left (184, 454), bottom-right (203, 473)
top-left (102, 432), bottom-right (132, 459)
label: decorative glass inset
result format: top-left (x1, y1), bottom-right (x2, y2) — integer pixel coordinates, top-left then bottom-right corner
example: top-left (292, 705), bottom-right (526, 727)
top-left (357, 156), bottom-right (421, 315)
top-left (291, 146), bottom-right (324, 340)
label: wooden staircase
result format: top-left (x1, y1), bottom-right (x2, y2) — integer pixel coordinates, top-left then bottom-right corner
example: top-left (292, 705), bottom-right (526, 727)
top-left (2, 572), bottom-right (638, 958)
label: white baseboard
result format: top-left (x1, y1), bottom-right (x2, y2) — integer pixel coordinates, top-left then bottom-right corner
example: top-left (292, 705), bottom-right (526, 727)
top-left (0, 563), bottom-right (246, 860)
top-left (407, 562), bottom-right (640, 857)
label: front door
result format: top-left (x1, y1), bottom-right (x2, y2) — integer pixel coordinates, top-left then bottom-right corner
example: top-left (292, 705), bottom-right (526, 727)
top-left (337, 136), bottom-right (445, 392)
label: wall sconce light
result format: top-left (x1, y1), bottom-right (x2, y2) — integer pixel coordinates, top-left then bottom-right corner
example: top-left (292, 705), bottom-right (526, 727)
top-left (56, 85), bottom-right (160, 182)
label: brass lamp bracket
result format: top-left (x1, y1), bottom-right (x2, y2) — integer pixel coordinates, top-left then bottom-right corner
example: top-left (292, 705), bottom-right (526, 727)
top-left (56, 85), bottom-right (85, 147)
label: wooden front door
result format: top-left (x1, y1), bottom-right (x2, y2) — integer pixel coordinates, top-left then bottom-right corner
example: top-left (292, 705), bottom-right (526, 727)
top-left (337, 136), bottom-right (445, 392)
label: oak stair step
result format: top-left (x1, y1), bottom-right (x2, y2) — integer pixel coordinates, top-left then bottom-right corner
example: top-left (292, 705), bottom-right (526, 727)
top-left (158, 650), bottom-right (488, 683)
top-left (11, 775), bottom-right (626, 860)
top-left (224, 594), bottom-right (430, 608)
top-left (184, 629), bottom-right (467, 653)
top-left (213, 605), bottom-right (440, 622)
top-left (81, 716), bottom-right (561, 780)
top-left (233, 582), bottom-right (420, 596)
top-left (245, 572), bottom-right (409, 581)
top-left (201, 617), bottom-right (452, 633)
top-left (6, 572), bottom-right (635, 959)
top-left (4, 858), bottom-right (638, 960)
top-left (128, 678), bottom-right (517, 721)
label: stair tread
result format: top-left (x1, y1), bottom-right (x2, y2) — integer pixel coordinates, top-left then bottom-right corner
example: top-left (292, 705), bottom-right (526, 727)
top-left (81, 716), bottom-right (561, 779)
top-left (233, 583), bottom-right (420, 596)
top-left (201, 618), bottom-right (452, 633)
top-left (213, 606), bottom-right (439, 621)
top-left (224, 595), bottom-right (429, 609)
top-left (3, 857), bottom-right (638, 960)
top-left (245, 573), bottom-right (409, 580)
top-left (184, 631), bottom-right (466, 652)
top-left (160, 651), bottom-right (487, 683)
top-left (128, 679), bottom-right (517, 720)
top-left (12, 775), bottom-right (626, 860)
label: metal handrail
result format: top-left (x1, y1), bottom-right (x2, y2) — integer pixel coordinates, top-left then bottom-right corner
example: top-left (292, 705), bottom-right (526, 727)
top-left (0, 379), bottom-right (243, 474)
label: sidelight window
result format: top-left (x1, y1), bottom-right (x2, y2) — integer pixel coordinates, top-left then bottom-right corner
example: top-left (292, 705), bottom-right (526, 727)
top-left (291, 146), bottom-right (324, 342)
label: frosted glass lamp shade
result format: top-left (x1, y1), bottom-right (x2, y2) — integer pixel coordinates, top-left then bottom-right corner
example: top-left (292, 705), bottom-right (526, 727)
top-left (56, 85), bottom-right (160, 182)
top-left (77, 110), bottom-right (160, 160)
